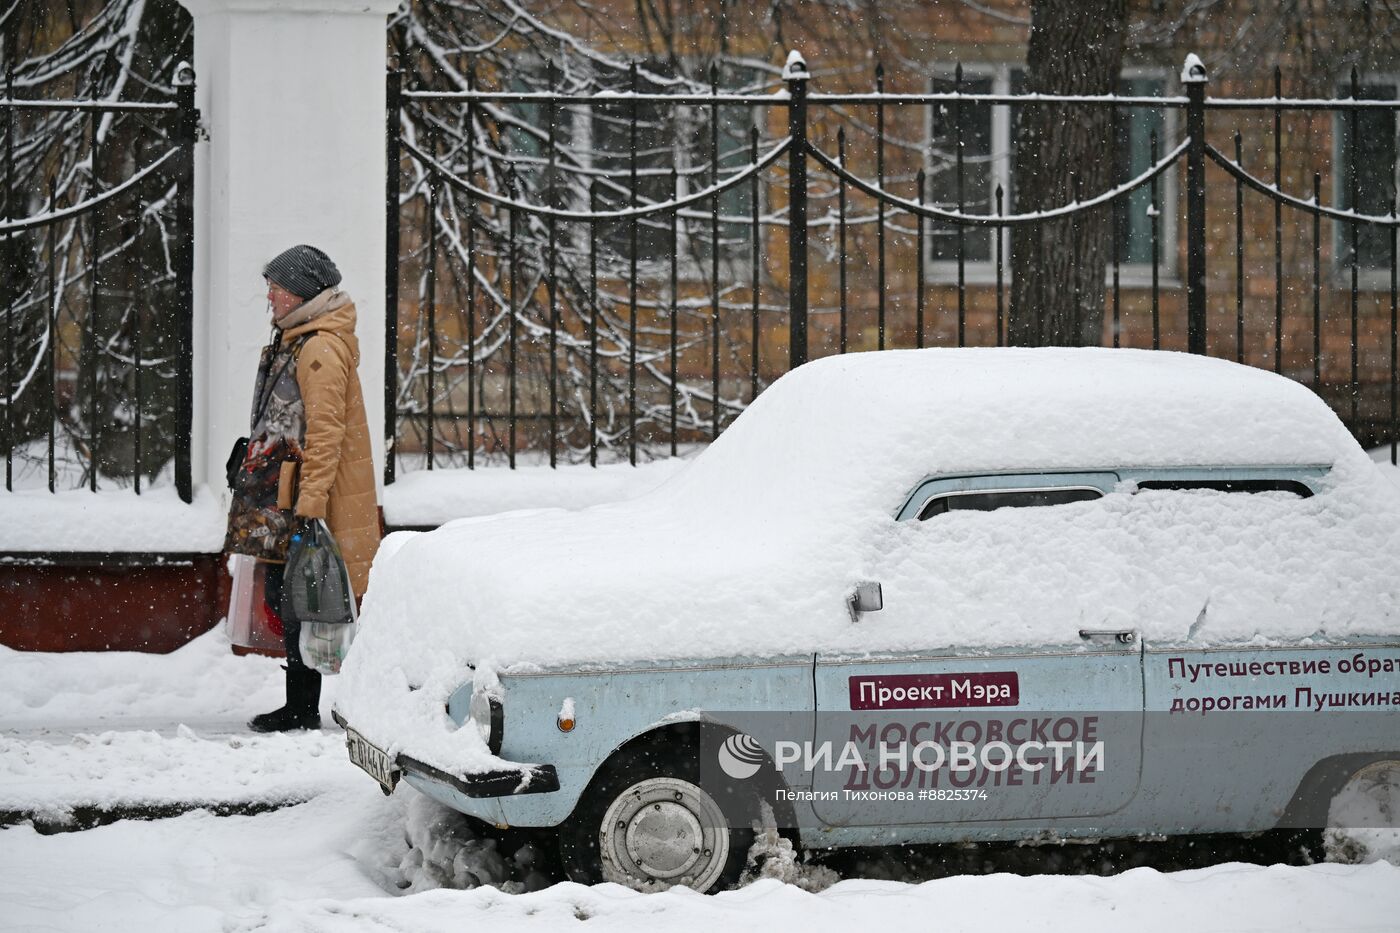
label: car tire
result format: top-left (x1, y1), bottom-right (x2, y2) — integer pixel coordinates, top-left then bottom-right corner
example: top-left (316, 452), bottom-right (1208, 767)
top-left (559, 729), bottom-right (761, 892)
top-left (1323, 758), bottom-right (1400, 865)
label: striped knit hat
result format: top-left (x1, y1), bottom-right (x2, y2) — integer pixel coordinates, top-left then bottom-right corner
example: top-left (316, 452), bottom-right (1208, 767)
top-left (263, 244), bottom-right (342, 300)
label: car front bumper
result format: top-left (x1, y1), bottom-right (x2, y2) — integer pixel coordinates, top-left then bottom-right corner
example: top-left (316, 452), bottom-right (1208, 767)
top-left (331, 709), bottom-right (560, 799)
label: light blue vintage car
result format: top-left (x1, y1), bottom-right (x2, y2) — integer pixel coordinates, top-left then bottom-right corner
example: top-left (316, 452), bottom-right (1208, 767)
top-left (334, 348), bottom-right (1400, 892)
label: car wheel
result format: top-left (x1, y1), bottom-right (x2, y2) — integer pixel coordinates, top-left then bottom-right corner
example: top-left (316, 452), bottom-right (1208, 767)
top-left (559, 736), bottom-right (759, 892)
top-left (1324, 758), bottom-right (1400, 865)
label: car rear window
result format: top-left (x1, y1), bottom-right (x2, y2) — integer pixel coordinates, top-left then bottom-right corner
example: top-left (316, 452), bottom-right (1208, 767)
top-left (1134, 479), bottom-right (1313, 498)
top-left (918, 487), bottom-right (1103, 521)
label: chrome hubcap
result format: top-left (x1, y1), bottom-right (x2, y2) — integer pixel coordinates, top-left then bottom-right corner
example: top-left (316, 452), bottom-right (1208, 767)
top-left (598, 777), bottom-right (729, 891)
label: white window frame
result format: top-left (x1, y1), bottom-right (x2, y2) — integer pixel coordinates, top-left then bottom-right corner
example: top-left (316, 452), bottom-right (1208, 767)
top-left (923, 63), bottom-right (1005, 286)
top-left (1116, 65), bottom-right (1180, 288)
top-left (921, 63), bottom-right (1179, 288)
top-left (1331, 74), bottom-right (1399, 292)
top-left (570, 69), bottom-right (766, 284)
top-left (671, 97), bottom-right (767, 285)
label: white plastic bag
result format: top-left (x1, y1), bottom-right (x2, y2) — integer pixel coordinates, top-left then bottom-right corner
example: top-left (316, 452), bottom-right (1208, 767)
top-left (298, 611), bottom-right (357, 675)
top-left (226, 555), bottom-right (286, 657)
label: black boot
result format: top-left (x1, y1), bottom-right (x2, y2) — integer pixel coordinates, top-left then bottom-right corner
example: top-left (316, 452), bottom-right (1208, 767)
top-left (292, 665), bottom-right (322, 729)
top-left (249, 569), bottom-right (321, 733)
top-left (248, 665), bottom-right (321, 732)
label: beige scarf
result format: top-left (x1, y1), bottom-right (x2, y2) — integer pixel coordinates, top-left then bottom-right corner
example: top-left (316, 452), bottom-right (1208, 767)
top-left (275, 286), bottom-right (351, 331)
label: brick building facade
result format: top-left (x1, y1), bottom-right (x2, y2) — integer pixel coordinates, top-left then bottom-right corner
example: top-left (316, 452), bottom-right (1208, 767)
top-left (390, 1), bottom-right (1400, 459)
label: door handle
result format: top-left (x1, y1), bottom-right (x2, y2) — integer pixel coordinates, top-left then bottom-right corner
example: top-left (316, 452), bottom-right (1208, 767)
top-left (1079, 629), bottom-right (1137, 644)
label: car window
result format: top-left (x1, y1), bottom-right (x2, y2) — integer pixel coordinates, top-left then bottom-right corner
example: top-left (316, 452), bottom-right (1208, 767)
top-left (917, 487), bottom-right (1103, 521)
top-left (1134, 479), bottom-right (1313, 499)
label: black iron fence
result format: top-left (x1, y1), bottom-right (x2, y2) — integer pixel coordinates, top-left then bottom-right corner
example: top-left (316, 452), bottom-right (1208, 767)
top-left (386, 52), bottom-right (1400, 477)
top-left (0, 64), bottom-right (197, 501)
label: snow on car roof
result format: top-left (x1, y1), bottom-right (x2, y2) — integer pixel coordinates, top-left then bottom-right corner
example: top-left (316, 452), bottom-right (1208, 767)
top-left (628, 346), bottom-right (1354, 529)
top-left (684, 346), bottom-right (1348, 485)
top-left (338, 349), bottom-right (1400, 775)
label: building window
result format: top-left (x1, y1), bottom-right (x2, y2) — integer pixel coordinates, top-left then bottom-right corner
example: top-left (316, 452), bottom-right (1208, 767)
top-left (589, 62), bottom-right (761, 279)
top-left (927, 71), bottom-right (997, 266)
top-left (925, 65), bottom-right (1177, 284)
top-left (1114, 75), bottom-right (1169, 268)
top-left (499, 62), bottom-right (577, 213)
top-left (1334, 80), bottom-right (1397, 281)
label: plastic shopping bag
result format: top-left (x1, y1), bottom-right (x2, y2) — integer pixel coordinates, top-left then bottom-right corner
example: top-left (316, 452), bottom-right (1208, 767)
top-left (298, 616), bottom-right (357, 676)
top-left (226, 554), bottom-right (287, 657)
top-left (284, 519), bottom-right (358, 675)
top-left (283, 519), bottom-right (355, 626)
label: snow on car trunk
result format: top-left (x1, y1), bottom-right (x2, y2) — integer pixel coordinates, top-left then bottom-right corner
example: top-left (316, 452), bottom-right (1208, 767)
top-left (337, 348), bottom-right (1400, 774)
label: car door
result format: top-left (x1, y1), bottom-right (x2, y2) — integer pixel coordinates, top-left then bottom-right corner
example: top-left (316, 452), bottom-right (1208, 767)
top-left (809, 473), bottom-right (1146, 828)
top-left (1125, 467), bottom-right (1400, 834)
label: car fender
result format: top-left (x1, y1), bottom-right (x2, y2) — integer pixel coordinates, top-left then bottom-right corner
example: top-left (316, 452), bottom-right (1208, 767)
top-left (482, 656), bottom-right (814, 828)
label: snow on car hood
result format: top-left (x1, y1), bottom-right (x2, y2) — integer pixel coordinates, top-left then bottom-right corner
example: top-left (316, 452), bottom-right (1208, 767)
top-left (337, 348), bottom-right (1400, 773)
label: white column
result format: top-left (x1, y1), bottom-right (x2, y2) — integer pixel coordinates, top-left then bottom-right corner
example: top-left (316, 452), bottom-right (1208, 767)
top-left (183, 0), bottom-right (396, 499)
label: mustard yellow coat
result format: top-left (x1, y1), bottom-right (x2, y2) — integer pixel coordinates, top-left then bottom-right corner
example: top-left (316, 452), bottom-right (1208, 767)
top-left (282, 301), bottom-right (380, 596)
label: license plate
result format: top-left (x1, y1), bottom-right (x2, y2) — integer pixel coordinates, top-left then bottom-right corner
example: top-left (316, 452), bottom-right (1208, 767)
top-left (346, 727), bottom-right (399, 793)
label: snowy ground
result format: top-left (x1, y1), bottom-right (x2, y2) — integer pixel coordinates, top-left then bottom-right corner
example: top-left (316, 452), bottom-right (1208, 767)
top-left (1, 446), bottom-right (1399, 930)
top-left (3, 628), bottom-right (1399, 931)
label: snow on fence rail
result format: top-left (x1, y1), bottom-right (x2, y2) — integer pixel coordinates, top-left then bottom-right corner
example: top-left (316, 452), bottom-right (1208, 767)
top-left (386, 53), bottom-right (1400, 479)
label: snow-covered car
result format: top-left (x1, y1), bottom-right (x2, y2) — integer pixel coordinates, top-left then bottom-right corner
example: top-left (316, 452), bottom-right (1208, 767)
top-left (334, 348), bottom-right (1400, 892)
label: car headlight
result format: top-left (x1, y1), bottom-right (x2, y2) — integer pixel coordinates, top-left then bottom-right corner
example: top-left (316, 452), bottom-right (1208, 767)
top-left (468, 690), bottom-right (504, 756)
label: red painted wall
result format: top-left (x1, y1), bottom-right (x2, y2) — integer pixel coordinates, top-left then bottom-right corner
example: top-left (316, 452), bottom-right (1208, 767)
top-left (0, 556), bottom-right (229, 653)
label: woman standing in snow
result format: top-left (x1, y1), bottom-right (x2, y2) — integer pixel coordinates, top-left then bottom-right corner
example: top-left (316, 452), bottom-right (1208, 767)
top-left (225, 244), bottom-right (380, 732)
